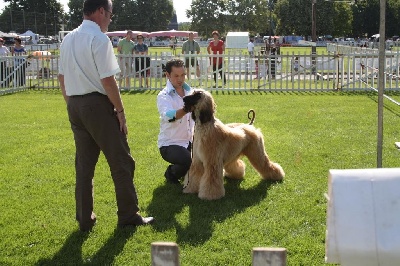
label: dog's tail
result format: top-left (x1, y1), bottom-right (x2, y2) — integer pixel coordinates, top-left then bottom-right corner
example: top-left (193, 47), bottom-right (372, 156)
top-left (248, 109), bottom-right (255, 125)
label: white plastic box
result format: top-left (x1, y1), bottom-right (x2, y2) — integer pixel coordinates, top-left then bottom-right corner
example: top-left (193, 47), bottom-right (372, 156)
top-left (326, 168), bottom-right (400, 265)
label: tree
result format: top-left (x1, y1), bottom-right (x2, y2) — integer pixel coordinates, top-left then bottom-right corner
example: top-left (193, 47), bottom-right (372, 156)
top-left (66, 0), bottom-right (84, 30)
top-left (223, 0), bottom-right (270, 34)
top-left (275, 0), bottom-right (352, 37)
top-left (106, 0), bottom-right (137, 30)
top-left (0, 0), bottom-right (64, 35)
top-left (109, 0), bottom-right (173, 31)
top-left (386, 0), bottom-right (400, 38)
top-left (320, 2), bottom-right (352, 37)
top-left (187, 0), bottom-right (227, 37)
top-left (187, 0), bottom-right (274, 37)
top-left (134, 0), bottom-right (174, 31)
top-left (352, 0), bottom-right (379, 38)
top-left (178, 22), bottom-right (192, 31)
top-left (62, 0), bottom-right (173, 32)
top-left (275, 0), bottom-right (312, 36)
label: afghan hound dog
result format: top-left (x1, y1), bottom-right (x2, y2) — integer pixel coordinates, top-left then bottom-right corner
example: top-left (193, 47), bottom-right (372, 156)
top-left (182, 89), bottom-right (285, 200)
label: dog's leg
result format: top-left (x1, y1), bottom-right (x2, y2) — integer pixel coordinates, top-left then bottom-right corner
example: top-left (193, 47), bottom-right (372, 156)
top-left (198, 162), bottom-right (225, 200)
top-left (243, 133), bottom-right (285, 181)
top-left (183, 159), bottom-right (203, 194)
top-left (223, 159), bottom-right (246, 179)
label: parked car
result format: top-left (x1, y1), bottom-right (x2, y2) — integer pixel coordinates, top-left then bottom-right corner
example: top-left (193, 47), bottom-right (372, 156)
top-left (2, 37), bottom-right (15, 46)
top-left (38, 38), bottom-right (56, 44)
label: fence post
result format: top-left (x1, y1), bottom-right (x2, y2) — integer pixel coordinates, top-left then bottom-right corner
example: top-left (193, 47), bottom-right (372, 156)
top-left (151, 242), bottom-right (180, 266)
top-left (252, 247), bottom-right (287, 266)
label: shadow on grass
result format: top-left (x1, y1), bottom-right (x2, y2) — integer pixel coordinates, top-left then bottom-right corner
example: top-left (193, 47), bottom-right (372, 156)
top-left (36, 227), bottom-right (136, 265)
top-left (147, 178), bottom-right (278, 246)
top-left (367, 93), bottom-right (400, 118)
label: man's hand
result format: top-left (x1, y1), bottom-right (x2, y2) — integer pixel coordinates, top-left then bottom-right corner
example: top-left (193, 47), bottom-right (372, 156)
top-left (116, 111), bottom-right (128, 135)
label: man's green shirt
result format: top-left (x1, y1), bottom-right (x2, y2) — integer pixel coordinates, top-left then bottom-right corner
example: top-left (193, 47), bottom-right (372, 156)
top-left (182, 40), bottom-right (200, 54)
top-left (118, 38), bottom-right (135, 54)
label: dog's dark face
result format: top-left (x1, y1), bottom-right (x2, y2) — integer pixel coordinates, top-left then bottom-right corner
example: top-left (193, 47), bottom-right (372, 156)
top-left (183, 90), bottom-right (202, 111)
top-left (183, 89), bottom-right (216, 124)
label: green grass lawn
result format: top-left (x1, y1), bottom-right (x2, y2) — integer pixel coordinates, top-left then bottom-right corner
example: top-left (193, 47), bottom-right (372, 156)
top-left (0, 90), bottom-right (399, 265)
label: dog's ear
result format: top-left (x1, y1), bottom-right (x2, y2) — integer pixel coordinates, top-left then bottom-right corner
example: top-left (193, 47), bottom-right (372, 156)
top-left (199, 109), bottom-right (213, 124)
top-left (183, 95), bottom-right (194, 111)
top-left (183, 91), bottom-right (202, 106)
top-left (191, 111), bottom-right (196, 121)
top-left (192, 91), bottom-right (202, 101)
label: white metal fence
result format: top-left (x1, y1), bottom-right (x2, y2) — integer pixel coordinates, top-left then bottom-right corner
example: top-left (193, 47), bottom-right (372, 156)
top-left (1, 49), bottom-right (400, 95)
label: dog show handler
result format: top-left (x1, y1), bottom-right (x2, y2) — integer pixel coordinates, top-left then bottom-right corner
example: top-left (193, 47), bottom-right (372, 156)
top-left (157, 59), bottom-right (195, 184)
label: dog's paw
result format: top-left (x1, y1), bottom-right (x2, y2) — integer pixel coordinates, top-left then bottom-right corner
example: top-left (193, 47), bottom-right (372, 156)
top-left (182, 186), bottom-right (196, 194)
top-left (198, 191), bottom-right (225, 200)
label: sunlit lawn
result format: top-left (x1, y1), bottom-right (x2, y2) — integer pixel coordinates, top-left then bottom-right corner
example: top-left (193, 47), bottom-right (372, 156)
top-left (1, 89), bottom-right (399, 265)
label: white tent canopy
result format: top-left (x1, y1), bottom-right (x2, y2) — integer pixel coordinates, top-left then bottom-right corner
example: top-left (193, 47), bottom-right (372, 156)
top-left (0, 31), bottom-right (16, 38)
top-left (225, 32), bottom-right (249, 49)
top-left (106, 31), bottom-right (150, 38)
top-left (20, 30), bottom-right (38, 44)
top-left (20, 30), bottom-right (37, 37)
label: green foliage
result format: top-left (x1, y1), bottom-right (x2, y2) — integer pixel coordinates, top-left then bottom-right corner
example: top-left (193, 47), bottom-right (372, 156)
top-left (1, 0), bottom-right (400, 38)
top-left (0, 0), bottom-right (64, 35)
top-left (384, 0), bottom-right (400, 38)
top-left (187, 0), bottom-right (227, 36)
top-left (224, 0), bottom-right (270, 34)
top-left (178, 22), bottom-right (192, 31)
top-left (275, 0), bottom-right (353, 37)
top-left (67, 0), bottom-right (84, 30)
top-left (64, 0), bottom-right (174, 32)
top-left (109, 0), bottom-right (174, 31)
top-left (0, 90), bottom-right (399, 265)
top-left (188, 0), bottom-right (274, 36)
top-left (351, 0), bottom-right (380, 37)
top-left (187, 0), bottom-right (400, 38)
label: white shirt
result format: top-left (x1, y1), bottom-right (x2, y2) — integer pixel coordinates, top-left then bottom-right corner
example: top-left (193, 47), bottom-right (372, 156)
top-left (0, 46), bottom-right (10, 56)
top-left (247, 41), bottom-right (254, 52)
top-left (0, 46), bottom-right (10, 62)
top-left (59, 20), bottom-right (120, 96)
top-left (157, 80), bottom-right (194, 148)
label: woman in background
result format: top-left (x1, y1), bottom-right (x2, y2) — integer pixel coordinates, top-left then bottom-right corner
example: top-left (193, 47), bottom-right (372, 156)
top-left (12, 37), bottom-right (26, 55)
top-left (133, 33), bottom-right (150, 88)
top-left (12, 37), bottom-right (27, 86)
top-left (207, 30), bottom-right (226, 87)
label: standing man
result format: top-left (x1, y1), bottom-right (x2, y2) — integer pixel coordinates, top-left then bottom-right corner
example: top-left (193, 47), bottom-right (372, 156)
top-left (247, 38), bottom-right (255, 57)
top-left (181, 32), bottom-right (201, 81)
top-left (117, 30), bottom-right (135, 88)
top-left (157, 59), bottom-right (194, 184)
top-left (58, 0), bottom-right (154, 232)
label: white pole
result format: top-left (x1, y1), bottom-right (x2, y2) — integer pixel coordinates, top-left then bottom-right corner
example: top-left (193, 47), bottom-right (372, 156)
top-left (377, 0), bottom-right (386, 167)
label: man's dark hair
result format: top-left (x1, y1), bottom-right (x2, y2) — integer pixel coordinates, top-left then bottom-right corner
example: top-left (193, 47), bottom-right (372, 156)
top-left (165, 59), bottom-right (185, 74)
top-left (83, 0), bottom-right (110, 16)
